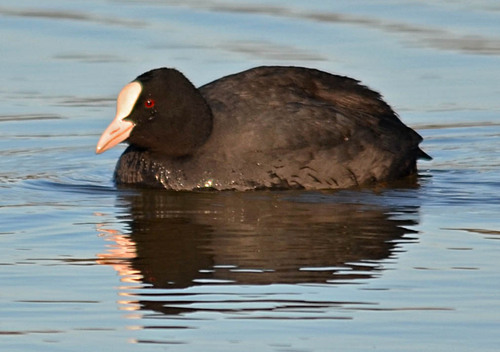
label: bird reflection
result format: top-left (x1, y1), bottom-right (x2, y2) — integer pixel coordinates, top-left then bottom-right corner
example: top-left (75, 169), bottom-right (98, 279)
top-left (96, 188), bottom-right (421, 315)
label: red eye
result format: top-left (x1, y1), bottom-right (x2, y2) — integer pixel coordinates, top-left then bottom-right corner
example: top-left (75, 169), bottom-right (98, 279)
top-left (144, 99), bottom-right (155, 108)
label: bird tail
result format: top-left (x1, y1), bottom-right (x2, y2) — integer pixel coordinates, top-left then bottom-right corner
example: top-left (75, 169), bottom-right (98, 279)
top-left (417, 148), bottom-right (432, 160)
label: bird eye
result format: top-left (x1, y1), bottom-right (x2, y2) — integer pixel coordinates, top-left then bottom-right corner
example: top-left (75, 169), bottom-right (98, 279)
top-left (144, 99), bottom-right (155, 108)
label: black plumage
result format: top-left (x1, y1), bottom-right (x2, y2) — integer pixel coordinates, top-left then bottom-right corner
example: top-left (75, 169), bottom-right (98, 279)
top-left (99, 66), bottom-right (430, 190)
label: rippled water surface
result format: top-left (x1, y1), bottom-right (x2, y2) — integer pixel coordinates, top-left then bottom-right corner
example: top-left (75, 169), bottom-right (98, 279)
top-left (1, 1), bottom-right (500, 351)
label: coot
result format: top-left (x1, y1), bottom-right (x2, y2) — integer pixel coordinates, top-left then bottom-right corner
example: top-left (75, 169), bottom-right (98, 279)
top-left (96, 66), bottom-right (430, 190)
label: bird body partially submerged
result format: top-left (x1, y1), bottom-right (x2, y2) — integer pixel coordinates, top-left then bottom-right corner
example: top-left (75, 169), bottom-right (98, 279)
top-left (97, 66), bottom-right (430, 190)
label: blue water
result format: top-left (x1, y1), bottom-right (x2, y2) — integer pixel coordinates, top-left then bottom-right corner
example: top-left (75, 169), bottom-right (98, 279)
top-left (1, 1), bottom-right (500, 351)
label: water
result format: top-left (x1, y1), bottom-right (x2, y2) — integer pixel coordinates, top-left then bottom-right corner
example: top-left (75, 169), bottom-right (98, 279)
top-left (1, 1), bottom-right (500, 351)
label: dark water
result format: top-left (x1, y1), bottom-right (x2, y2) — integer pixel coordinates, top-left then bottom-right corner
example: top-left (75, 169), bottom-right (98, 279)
top-left (1, 1), bottom-right (500, 351)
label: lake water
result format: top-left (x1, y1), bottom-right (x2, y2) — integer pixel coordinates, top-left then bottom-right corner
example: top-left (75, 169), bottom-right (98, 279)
top-left (1, 1), bottom-right (500, 351)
